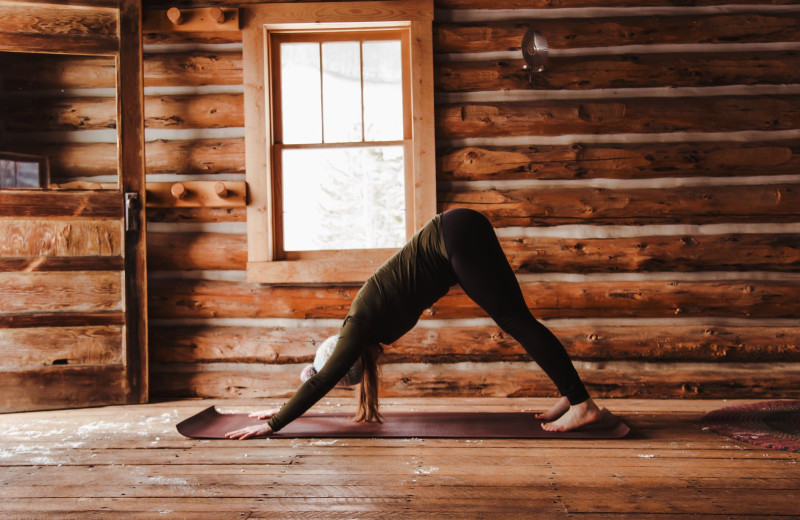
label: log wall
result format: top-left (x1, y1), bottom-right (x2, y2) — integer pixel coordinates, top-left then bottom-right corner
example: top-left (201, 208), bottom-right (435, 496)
top-left (135, 0), bottom-right (800, 401)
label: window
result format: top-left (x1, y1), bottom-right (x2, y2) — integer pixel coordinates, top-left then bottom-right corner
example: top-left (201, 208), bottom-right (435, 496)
top-left (243, 0), bottom-right (435, 283)
top-left (0, 152), bottom-right (49, 188)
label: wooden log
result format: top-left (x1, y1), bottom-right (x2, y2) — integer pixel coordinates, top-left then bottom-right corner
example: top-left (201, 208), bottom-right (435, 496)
top-left (0, 271), bottom-right (123, 314)
top-left (2, 93), bottom-right (243, 132)
top-left (144, 51), bottom-right (242, 87)
top-left (0, 32), bottom-right (118, 55)
top-left (0, 3), bottom-right (118, 55)
top-left (0, 365), bottom-right (127, 413)
top-left (0, 53), bottom-right (116, 90)
top-left (11, 138), bottom-right (244, 180)
top-left (145, 206), bottom-right (246, 223)
top-left (145, 231), bottom-right (800, 273)
top-left (0, 3), bottom-right (117, 38)
top-left (0, 256), bottom-right (123, 272)
top-left (0, 326), bottom-right (123, 369)
top-left (14, 0), bottom-right (119, 7)
top-left (148, 280), bottom-right (359, 320)
top-left (438, 183), bottom-right (800, 227)
top-left (149, 325), bottom-right (333, 364)
top-left (149, 360), bottom-right (800, 399)
top-left (436, 51), bottom-right (800, 93)
top-left (500, 234), bottom-right (800, 274)
top-left (1, 97), bottom-right (117, 133)
top-left (147, 278), bottom-right (800, 320)
top-left (149, 323), bottom-right (800, 364)
top-left (0, 218), bottom-right (121, 257)
top-left (437, 141), bottom-right (800, 181)
top-left (144, 93), bottom-right (243, 129)
top-left (147, 232), bottom-right (247, 270)
top-left (144, 30), bottom-right (241, 46)
top-left (434, 14), bottom-right (800, 54)
top-left (436, 96), bottom-right (800, 139)
top-left (145, 138), bottom-right (245, 175)
top-left (0, 191), bottom-right (123, 219)
top-left (0, 312), bottom-right (124, 328)
top-left (0, 50), bottom-right (240, 90)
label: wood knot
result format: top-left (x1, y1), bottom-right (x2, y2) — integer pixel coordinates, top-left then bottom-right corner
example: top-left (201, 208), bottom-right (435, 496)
top-left (681, 383), bottom-right (699, 394)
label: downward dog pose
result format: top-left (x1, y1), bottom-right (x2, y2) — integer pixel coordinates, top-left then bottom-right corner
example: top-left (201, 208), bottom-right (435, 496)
top-left (226, 208), bottom-right (604, 439)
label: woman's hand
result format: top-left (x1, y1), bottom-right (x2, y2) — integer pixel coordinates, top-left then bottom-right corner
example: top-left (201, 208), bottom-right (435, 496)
top-left (248, 408), bottom-right (280, 420)
top-left (225, 423), bottom-right (273, 440)
top-left (224, 408), bottom-right (280, 439)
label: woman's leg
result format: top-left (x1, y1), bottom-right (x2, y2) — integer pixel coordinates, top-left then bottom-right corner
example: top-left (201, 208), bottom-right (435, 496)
top-left (441, 208), bottom-right (591, 407)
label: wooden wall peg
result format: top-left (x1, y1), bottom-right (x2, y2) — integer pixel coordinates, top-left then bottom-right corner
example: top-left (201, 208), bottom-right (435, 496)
top-left (167, 7), bottom-right (184, 26)
top-left (209, 7), bottom-right (226, 24)
top-left (170, 182), bottom-right (187, 200)
top-left (214, 181), bottom-right (229, 199)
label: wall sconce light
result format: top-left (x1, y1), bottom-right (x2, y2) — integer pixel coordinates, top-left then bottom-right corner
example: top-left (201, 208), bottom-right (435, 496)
top-left (522, 28), bottom-right (549, 82)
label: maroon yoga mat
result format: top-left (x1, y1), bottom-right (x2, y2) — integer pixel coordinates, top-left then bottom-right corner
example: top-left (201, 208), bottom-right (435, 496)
top-left (176, 406), bottom-right (630, 439)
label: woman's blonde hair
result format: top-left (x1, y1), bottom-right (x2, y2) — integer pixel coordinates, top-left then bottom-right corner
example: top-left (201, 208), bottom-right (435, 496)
top-left (353, 344), bottom-right (382, 423)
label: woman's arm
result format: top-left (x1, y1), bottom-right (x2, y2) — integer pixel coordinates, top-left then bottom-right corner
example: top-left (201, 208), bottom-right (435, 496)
top-left (267, 318), bottom-right (369, 432)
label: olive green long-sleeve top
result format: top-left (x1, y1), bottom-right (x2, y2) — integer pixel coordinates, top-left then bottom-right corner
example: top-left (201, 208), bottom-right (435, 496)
top-left (267, 214), bottom-right (457, 432)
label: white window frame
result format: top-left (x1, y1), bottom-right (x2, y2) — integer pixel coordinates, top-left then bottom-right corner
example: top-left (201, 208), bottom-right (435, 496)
top-left (243, 0), bottom-right (435, 284)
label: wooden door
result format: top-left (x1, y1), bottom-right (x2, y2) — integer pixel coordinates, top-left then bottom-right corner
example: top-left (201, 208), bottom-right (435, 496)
top-left (0, 0), bottom-right (147, 412)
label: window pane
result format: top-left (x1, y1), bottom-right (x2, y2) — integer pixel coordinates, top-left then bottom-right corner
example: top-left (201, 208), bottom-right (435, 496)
top-left (282, 146), bottom-right (405, 251)
top-left (0, 160), bottom-right (14, 188)
top-left (363, 40), bottom-right (403, 141)
top-left (280, 43), bottom-right (322, 144)
top-left (15, 162), bottom-right (41, 188)
top-left (322, 42), bottom-right (362, 143)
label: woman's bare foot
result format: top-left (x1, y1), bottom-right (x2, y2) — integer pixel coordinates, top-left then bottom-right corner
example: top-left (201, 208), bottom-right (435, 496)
top-left (535, 396), bottom-right (570, 421)
top-left (541, 398), bottom-right (604, 432)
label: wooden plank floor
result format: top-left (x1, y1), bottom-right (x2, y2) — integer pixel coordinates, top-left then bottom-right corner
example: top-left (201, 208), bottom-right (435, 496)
top-left (1, 397), bottom-right (798, 519)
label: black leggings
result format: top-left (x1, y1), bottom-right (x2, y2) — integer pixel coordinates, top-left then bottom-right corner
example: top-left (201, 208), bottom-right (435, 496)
top-left (441, 208), bottom-right (590, 405)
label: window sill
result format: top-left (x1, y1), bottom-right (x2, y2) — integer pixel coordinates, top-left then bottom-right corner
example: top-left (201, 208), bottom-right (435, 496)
top-left (246, 248), bottom-right (396, 284)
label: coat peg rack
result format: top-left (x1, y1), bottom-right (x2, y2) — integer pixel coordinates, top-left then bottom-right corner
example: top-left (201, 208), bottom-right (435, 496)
top-left (143, 6), bottom-right (240, 33)
top-left (147, 181), bottom-right (246, 208)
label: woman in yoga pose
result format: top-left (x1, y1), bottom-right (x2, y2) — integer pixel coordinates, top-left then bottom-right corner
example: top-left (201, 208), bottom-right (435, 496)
top-left (226, 208), bottom-right (604, 439)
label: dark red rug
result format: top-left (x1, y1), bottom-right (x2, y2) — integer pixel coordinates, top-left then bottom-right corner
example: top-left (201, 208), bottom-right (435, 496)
top-left (701, 400), bottom-right (800, 453)
top-left (176, 406), bottom-right (630, 439)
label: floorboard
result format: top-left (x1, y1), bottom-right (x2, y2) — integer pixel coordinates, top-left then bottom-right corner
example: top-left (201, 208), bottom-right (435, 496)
top-left (1, 398), bottom-right (798, 519)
